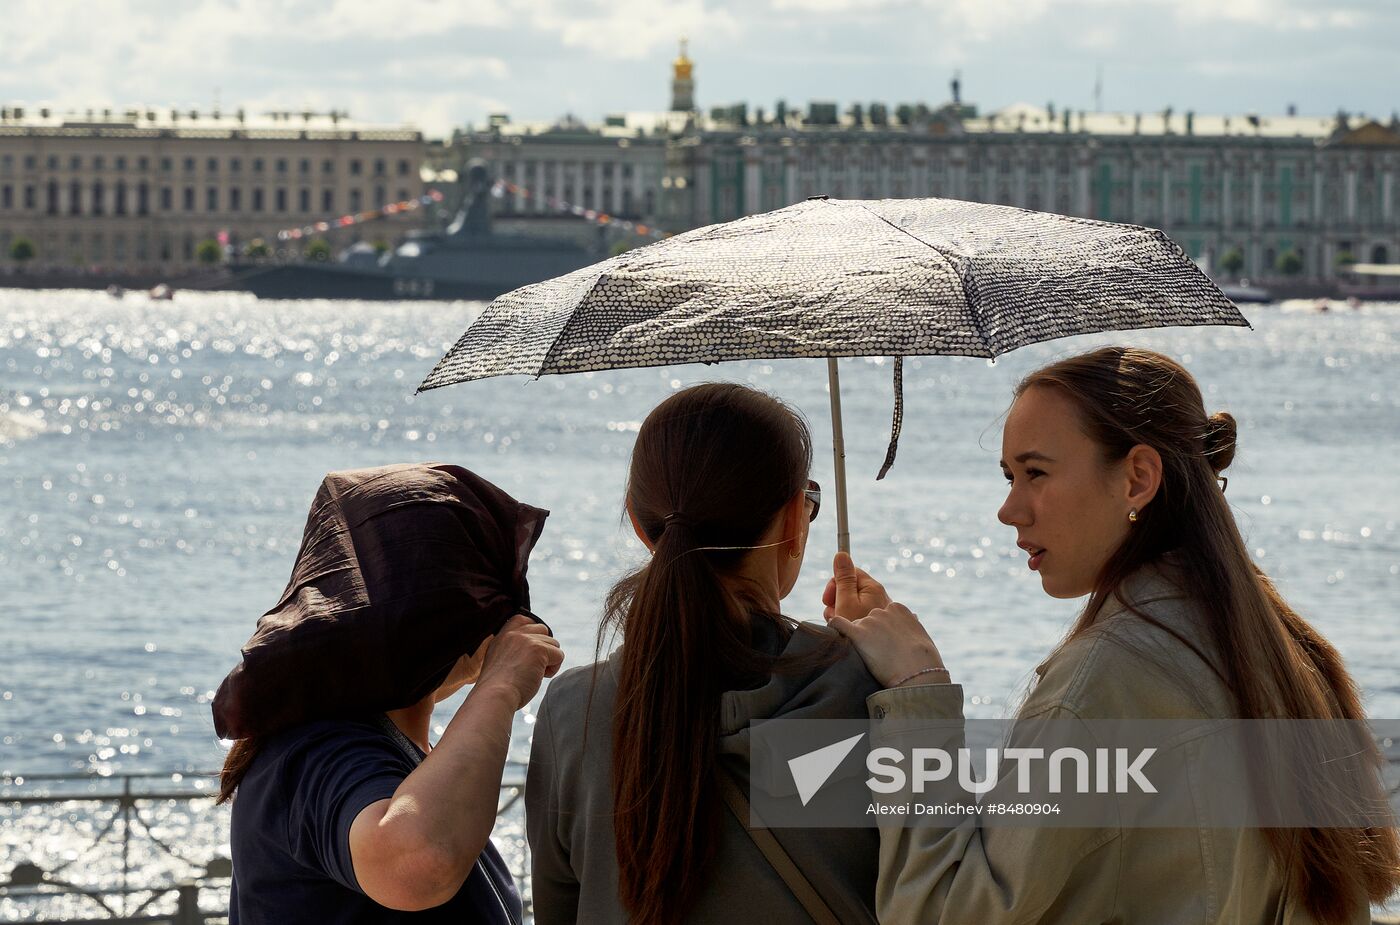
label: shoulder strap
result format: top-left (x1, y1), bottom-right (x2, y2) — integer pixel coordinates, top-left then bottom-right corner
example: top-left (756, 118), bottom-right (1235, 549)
top-left (716, 770), bottom-right (843, 925)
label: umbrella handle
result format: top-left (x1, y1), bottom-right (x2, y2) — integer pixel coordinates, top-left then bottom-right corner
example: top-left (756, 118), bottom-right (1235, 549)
top-left (827, 358), bottom-right (851, 555)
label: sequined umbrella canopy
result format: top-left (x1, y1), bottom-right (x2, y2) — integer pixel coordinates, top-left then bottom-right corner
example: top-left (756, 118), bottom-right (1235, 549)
top-left (419, 196), bottom-right (1249, 553)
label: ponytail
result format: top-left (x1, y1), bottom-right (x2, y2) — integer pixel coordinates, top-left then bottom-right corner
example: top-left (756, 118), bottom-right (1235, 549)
top-left (600, 383), bottom-right (832, 924)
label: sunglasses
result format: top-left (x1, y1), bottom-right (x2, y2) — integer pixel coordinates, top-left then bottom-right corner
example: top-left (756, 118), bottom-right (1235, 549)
top-left (804, 479), bottom-right (822, 522)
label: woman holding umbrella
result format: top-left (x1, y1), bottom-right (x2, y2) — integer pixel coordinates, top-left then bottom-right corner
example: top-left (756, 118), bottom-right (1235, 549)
top-left (526, 382), bottom-right (887, 925)
top-left (825, 346), bottom-right (1399, 924)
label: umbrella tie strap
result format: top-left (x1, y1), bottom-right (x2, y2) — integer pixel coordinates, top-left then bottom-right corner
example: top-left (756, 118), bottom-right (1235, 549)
top-left (876, 357), bottom-right (904, 481)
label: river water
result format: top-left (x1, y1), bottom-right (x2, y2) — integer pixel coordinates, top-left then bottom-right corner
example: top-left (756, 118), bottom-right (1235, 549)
top-left (1, 289), bottom-right (1397, 915)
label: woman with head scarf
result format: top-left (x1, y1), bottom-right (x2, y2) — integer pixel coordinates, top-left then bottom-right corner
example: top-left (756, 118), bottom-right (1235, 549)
top-left (214, 463), bottom-right (564, 923)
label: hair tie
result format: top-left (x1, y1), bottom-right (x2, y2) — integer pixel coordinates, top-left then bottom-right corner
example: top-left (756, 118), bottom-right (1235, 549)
top-left (661, 511), bottom-right (693, 530)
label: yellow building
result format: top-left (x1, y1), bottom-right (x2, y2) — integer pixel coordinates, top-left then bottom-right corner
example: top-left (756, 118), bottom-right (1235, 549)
top-left (0, 105), bottom-right (423, 272)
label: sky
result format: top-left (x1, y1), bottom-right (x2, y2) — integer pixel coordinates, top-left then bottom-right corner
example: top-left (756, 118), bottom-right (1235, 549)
top-left (3, 0), bottom-right (1398, 139)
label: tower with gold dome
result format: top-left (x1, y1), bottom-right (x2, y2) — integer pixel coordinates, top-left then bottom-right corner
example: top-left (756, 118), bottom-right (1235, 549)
top-left (670, 38), bottom-right (695, 112)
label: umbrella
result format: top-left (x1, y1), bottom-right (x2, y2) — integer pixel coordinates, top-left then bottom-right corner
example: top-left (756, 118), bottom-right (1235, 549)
top-left (418, 196), bottom-right (1248, 554)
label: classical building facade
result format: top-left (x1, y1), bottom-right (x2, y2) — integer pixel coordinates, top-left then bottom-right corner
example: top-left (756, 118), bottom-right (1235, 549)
top-left (665, 105), bottom-right (1400, 281)
top-left (0, 106), bottom-right (423, 272)
top-left (462, 43), bottom-right (1400, 283)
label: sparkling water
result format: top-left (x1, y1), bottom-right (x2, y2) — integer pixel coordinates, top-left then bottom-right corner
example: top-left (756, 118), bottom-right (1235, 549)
top-left (2, 289), bottom-right (1397, 916)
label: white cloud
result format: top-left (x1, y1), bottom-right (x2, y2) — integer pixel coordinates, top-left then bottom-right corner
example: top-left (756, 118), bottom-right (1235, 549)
top-left (521, 0), bottom-right (740, 59)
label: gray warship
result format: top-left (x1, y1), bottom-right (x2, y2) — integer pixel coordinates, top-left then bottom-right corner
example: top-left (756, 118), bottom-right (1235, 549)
top-left (235, 162), bottom-right (599, 301)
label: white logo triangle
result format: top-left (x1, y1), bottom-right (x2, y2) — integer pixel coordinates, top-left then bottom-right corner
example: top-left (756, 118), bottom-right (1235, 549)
top-left (788, 733), bottom-right (865, 806)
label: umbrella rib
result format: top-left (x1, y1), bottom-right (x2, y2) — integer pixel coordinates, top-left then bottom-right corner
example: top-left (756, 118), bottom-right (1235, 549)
top-left (533, 271), bottom-right (613, 378)
top-left (846, 200), bottom-right (996, 355)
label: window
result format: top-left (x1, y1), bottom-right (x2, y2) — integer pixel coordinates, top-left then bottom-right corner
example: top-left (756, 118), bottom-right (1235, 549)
top-left (275, 188), bottom-right (287, 211)
top-left (276, 158), bottom-right (288, 174)
top-left (24, 154), bottom-right (36, 170)
top-left (115, 156), bottom-right (127, 170)
top-left (299, 158), bottom-right (310, 174)
top-left (252, 188), bottom-right (264, 211)
top-left (183, 186), bottom-right (195, 211)
top-left (114, 181), bottom-right (127, 215)
top-left (24, 185), bottom-right (36, 210)
top-left (230, 187), bottom-right (241, 211)
top-left (350, 159), bottom-right (362, 176)
top-left (48, 155), bottom-right (59, 170)
top-left (253, 158), bottom-right (264, 173)
top-left (397, 159), bottom-right (411, 176)
top-left (69, 180), bottom-right (81, 214)
top-left (321, 189), bottom-right (334, 212)
top-left (207, 157), bottom-right (218, 172)
top-left (207, 186), bottom-right (218, 211)
top-left (1, 185), bottom-right (10, 209)
top-left (137, 182), bottom-right (149, 215)
top-left (47, 181), bottom-right (58, 214)
top-left (70, 155), bottom-right (82, 170)
top-left (160, 157), bottom-right (172, 172)
top-left (349, 188), bottom-right (362, 210)
top-left (94, 156), bottom-right (105, 170)
top-left (230, 158), bottom-right (241, 173)
top-left (374, 185), bottom-right (385, 206)
top-left (160, 187), bottom-right (172, 211)
top-left (298, 188), bottom-right (310, 211)
top-left (183, 157), bottom-right (195, 172)
top-left (396, 188), bottom-right (408, 203)
top-left (137, 156), bottom-right (148, 171)
top-left (373, 158), bottom-right (386, 176)
top-left (322, 159), bottom-right (334, 175)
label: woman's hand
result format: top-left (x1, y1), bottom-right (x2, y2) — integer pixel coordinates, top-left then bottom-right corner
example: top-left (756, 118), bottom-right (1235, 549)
top-left (474, 614), bottom-right (565, 710)
top-left (826, 602), bottom-right (949, 689)
top-left (822, 551), bottom-right (892, 621)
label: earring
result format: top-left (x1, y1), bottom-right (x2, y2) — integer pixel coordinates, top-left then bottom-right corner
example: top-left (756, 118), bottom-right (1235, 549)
top-left (1128, 508), bottom-right (1139, 524)
top-left (789, 546), bottom-right (801, 560)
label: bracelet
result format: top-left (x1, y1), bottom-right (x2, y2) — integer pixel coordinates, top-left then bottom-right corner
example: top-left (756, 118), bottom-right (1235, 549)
top-left (890, 666), bottom-right (951, 688)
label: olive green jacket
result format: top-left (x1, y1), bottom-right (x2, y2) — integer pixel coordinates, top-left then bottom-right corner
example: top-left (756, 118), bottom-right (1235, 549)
top-left (865, 564), bottom-right (1370, 925)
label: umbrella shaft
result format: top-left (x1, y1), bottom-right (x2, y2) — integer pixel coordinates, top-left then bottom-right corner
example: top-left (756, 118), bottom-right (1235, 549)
top-left (827, 358), bottom-right (851, 555)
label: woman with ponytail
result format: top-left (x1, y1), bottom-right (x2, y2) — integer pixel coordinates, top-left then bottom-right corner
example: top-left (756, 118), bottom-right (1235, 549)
top-left (525, 383), bottom-right (889, 924)
top-left (827, 346), bottom-right (1399, 924)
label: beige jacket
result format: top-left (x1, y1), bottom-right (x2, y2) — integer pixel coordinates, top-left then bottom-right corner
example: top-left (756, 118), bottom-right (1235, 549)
top-left (865, 563), bottom-right (1367, 925)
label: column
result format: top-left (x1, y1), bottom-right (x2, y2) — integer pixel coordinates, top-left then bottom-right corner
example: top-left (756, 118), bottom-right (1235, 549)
top-left (1312, 161), bottom-right (1324, 228)
top-left (743, 151), bottom-right (761, 215)
top-left (533, 160), bottom-right (545, 214)
top-left (694, 152), bottom-right (711, 226)
top-left (1160, 160), bottom-right (1170, 227)
top-left (1075, 155), bottom-right (1091, 216)
top-left (1221, 162), bottom-right (1232, 228)
top-left (1382, 170), bottom-right (1393, 223)
top-left (553, 161), bottom-right (565, 211)
top-left (1344, 167), bottom-right (1357, 222)
top-left (592, 161), bottom-right (604, 212)
top-left (1251, 163), bottom-right (1263, 229)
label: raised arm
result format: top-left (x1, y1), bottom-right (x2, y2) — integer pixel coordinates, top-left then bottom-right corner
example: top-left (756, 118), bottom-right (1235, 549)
top-left (349, 619), bottom-right (563, 911)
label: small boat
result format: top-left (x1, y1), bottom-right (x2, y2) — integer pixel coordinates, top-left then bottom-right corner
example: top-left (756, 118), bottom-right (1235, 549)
top-left (105, 284), bottom-right (125, 299)
top-left (1217, 280), bottom-right (1273, 304)
top-left (148, 283), bottom-right (175, 301)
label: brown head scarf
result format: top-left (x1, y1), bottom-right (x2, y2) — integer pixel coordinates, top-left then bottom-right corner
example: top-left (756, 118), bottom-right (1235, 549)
top-left (212, 462), bottom-right (548, 740)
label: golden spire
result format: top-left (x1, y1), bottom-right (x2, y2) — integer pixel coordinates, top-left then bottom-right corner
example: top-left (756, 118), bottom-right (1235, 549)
top-left (673, 37), bottom-right (693, 81)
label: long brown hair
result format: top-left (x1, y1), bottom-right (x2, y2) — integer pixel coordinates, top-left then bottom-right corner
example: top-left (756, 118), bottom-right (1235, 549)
top-left (1020, 346), bottom-right (1399, 922)
top-left (218, 739), bottom-right (258, 804)
top-left (601, 382), bottom-right (839, 924)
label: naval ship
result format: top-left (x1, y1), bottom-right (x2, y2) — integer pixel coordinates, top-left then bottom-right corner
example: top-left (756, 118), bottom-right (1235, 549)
top-left (234, 161), bottom-right (599, 301)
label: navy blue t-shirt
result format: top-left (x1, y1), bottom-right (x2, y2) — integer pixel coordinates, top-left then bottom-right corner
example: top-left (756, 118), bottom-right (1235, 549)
top-left (229, 715), bottom-right (522, 924)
